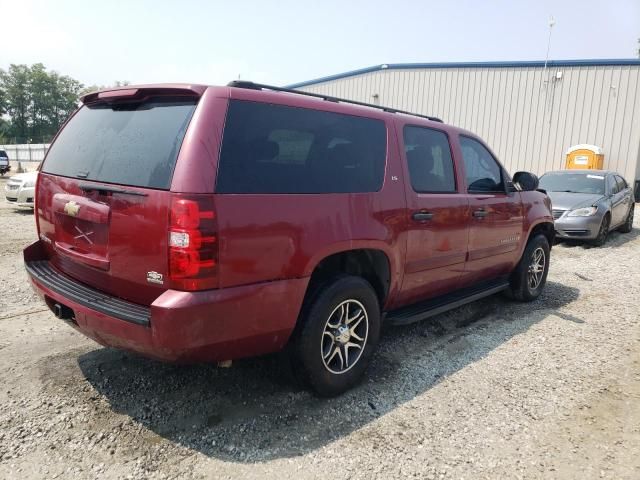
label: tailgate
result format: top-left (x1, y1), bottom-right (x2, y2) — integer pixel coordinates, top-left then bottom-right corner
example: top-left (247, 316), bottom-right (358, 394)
top-left (36, 90), bottom-right (200, 305)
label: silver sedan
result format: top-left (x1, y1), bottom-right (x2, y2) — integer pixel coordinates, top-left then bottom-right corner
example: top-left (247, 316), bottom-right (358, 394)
top-left (539, 170), bottom-right (635, 246)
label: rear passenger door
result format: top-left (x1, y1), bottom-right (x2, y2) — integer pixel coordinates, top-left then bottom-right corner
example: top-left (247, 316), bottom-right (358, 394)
top-left (611, 175), bottom-right (631, 226)
top-left (396, 125), bottom-right (470, 305)
top-left (457, 135), bottom-right (524, 285)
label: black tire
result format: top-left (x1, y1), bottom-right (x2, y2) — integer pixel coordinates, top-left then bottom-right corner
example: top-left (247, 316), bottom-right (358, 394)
top-left (291, 275), bottom-right (381, 397)
top-left (506, 234), bottom-right (550, 302)
top-left (592, 213), bottom-right (610, 246)
top-left (618, 205), bottom-right (634, 233)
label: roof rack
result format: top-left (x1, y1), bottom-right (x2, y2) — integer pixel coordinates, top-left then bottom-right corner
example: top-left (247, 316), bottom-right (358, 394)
top-left (227, 80), bottom-right (443, 123)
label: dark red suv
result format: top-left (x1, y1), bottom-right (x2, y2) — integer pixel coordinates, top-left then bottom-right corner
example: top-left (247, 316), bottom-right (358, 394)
top-left (24, 82), bottom-right (554, 395)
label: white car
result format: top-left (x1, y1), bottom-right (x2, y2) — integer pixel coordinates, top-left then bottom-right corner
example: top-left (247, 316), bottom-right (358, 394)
top-left (5, 171), bottom-right (38, 208)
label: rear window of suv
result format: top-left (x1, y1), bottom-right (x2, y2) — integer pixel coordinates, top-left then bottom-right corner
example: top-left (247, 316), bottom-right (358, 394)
top-left (42, 97), bottom-right (198, 190)
top-left (216, 100), bottom-right (387, 194)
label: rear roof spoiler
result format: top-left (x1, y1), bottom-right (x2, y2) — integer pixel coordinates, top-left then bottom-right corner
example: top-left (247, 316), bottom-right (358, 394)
top-left (81, 84), bottom-right (208, 105)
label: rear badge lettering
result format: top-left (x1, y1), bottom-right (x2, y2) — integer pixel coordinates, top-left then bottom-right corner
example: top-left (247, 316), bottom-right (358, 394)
top-left (147, 271), bottom-right (164, 285)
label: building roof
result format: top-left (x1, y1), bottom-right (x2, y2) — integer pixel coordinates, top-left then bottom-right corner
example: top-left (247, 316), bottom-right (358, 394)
top-left (286, 59), bottom-right (640, 88)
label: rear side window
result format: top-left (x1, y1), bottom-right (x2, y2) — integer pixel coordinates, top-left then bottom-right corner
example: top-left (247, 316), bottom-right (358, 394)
top-left (216, 100), bottom-right (387, 194)
top-left (42, 97), bottom-right (198, 189)
top-left (403, 126), bottom-right (456, 193)
top-left (615, 175), bottom-right (627, 192)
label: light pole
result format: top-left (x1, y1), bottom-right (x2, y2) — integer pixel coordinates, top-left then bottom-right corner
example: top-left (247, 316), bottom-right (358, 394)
top-left (542, 16), bottom-right (555, 85)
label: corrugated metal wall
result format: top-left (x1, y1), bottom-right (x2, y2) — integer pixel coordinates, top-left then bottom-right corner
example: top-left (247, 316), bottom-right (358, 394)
top-left (298, 65), bottom-right (640, 182)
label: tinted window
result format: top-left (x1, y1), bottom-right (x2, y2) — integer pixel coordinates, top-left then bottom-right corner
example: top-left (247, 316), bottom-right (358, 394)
top-left (42, 97), bottom-right (197, 189)
top-left (615, 175), bottom-right (627, 192)
top-left (459, 136), bottom-right (503, 192)
top-left (539, 172), bottom-right (605, 195)
top-left (607, 175), bottom-right (619, 194)
top-left (216, 100), bottom-right (387, 194)
top-left (403, 126), bottom-right (455, 193)
top-left (0, 150), bottom-right (7, 158)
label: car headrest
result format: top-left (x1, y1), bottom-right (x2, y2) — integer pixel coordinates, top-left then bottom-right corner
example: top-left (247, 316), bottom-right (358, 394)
top-left (406, 146), bottom-right (435, 171)
top-left (328, 143), bottom-right (359, 169)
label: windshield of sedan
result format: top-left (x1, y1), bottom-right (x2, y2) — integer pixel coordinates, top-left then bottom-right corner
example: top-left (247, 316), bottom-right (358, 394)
top-left (539, 172), bottom-right (605, 195)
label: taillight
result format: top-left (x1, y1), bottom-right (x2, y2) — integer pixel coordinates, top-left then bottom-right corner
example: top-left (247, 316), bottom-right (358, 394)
top-left (168, 195), bottom-right (218, 290)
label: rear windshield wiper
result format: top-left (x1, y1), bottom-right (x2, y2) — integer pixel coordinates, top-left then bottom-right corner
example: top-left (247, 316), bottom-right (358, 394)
top-left (79, 183), bottom-right (148, 197)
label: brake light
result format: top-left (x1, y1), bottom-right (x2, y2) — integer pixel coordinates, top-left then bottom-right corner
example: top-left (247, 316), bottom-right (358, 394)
top-left (168, 195), bottom-right (218, 290)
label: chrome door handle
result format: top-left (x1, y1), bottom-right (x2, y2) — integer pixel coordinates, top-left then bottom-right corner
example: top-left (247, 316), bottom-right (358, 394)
top-left (473, 209), bottom-right (488, 218)
top-left (412, 211), bottom-right (434, 222)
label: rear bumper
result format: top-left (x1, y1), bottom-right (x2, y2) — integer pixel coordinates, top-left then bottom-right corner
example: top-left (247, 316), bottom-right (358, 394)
top-left (24, 241), bottom-right (309, 363)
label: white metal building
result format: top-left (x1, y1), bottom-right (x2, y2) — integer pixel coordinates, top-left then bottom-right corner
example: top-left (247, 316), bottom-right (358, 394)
top-left (288, 59), bottom-right (640, 189)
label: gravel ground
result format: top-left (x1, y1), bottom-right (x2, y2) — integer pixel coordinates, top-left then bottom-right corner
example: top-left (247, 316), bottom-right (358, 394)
top-left (0, 175), bottom-right (639, 479)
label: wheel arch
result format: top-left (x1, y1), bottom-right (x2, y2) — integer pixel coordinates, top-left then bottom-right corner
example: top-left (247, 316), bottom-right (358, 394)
top-left (302, 246), bottom-right (395, 309)
top-left (527, 220), bottom-right (555, 247)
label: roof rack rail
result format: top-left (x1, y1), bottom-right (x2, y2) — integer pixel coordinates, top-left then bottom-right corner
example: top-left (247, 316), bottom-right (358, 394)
top-left (227, 80), bottom-right (443, 123)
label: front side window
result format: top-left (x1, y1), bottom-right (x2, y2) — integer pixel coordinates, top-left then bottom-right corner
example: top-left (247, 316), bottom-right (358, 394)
top-left (216, 100), bottom-right (387, 194)
top-left (459, 136), bottom-right (504, 193)
top-left (607, 175), bottom-right (619, 195)
top-left (403, 126), bottom-right (456, 193)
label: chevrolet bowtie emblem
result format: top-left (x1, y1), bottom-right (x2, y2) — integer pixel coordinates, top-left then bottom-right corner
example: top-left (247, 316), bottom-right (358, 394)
top-left (64, 200), bottom-right (80, 217)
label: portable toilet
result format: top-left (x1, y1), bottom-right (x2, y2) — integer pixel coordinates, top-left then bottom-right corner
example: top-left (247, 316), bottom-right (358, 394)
top-left (565, 144), bottom-right (604, 170)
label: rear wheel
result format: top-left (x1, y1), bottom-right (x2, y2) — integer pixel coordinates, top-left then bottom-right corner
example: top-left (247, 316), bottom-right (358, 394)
top-left (506, 234), bottom-right (550, 302)
top-left (618, 205), bottom-right (634, 233)
top-left (592, 213), bottom-right (610, 246)
top-left (291, 275), bottom-right (381, 397)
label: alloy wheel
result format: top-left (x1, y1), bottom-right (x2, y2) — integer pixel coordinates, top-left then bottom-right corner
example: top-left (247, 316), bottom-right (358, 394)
top-left (321, 299), bottom-right (369, 374)
top-left (527, 247), bottom-right (546, 290)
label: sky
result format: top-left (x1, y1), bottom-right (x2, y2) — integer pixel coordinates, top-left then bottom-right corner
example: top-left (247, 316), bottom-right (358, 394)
top-left (1, 0), bottom-right (639, 88)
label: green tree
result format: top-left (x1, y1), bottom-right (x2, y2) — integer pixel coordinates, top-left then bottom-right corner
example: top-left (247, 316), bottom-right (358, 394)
top-left (0, 64), bottom-right (31, 140)
top-left (0, 63), bottom-right (85, 143)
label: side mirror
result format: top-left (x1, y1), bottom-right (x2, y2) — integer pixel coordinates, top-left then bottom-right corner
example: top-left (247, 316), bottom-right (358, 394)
top-left (513, 171), bottom-right (539, 191)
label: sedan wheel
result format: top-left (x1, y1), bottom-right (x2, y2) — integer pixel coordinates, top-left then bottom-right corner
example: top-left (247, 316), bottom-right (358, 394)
top-left (592, 214), bottom-right (610, 247)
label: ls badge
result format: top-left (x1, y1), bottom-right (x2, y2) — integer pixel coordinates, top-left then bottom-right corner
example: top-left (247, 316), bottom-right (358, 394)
top-left (146, 271), bottom-right (164, 285)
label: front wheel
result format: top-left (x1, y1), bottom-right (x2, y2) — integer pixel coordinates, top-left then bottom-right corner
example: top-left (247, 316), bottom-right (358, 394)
top-left (291, 275), bottom-right (381, 397)
top-left (506, 234), bottom-right (550, 302)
